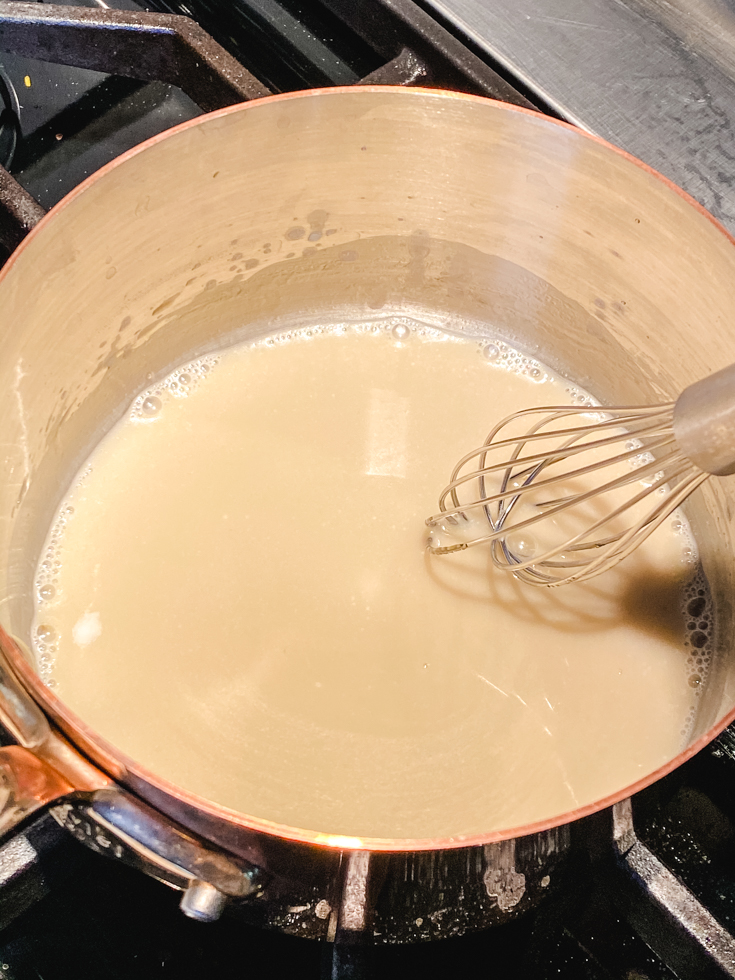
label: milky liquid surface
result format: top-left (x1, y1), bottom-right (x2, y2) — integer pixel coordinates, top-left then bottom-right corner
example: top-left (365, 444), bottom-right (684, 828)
top-left (32, 320), bottom-right (707, 840)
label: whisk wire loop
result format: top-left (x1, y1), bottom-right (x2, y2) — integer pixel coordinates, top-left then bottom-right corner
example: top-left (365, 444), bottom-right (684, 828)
top-left (444, 409), bottom-right (672, 493)
top-left (498, 468), bottom-right (708, 586)
top-left (495, 456), bottom-right (697, 572)
top-left (442, 408), bottom-right (676, 511)
top-left (425, 400), bottom-right (706, 586)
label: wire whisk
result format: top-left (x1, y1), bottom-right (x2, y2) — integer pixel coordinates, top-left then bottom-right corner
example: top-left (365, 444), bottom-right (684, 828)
top-left (425, 362), bottom-right (735, 587)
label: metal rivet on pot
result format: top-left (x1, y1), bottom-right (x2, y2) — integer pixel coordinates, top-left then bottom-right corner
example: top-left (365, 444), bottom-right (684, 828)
top-left (179, 880), bottom-right (227, 922)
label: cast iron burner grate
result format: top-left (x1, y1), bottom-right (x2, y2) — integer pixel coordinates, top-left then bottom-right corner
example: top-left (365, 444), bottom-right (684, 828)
top-left (0, 3), bottom-right (735, 978)
top-left (0, 0), bottom-right (536, 259)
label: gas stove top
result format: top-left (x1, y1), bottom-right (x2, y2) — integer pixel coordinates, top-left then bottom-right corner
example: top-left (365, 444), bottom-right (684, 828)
top-left (0, 751), bottom-right (733, 978)
top-left (1, 2), bottom-right (735, 977)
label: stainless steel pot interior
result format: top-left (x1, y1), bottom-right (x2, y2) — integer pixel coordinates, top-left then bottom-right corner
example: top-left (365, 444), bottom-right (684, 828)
top-left (1, 86), bottom-right (735, 856)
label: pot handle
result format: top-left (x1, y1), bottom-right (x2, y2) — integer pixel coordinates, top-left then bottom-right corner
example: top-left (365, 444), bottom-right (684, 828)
top-left (49, 788), bottom-right (262, 921)
top-left (0, 745), bottom-right (261, 921)
top-left (0, 743), bottom-right (74, 835)
top-left (0, 643), bottom-right (108, 834)
top-left (0, 642), bottom-right (55, 750)
top-left (0, 634), bottom-right (261, 921)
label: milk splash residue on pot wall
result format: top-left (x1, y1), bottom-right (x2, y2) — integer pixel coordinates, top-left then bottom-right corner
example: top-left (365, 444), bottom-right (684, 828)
top-left (31, 316), bottom-right (710, 840)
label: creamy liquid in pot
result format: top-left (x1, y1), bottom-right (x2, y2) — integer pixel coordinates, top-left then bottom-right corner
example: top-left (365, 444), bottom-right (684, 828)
top-left (32, 319), bottom-right (709, 840)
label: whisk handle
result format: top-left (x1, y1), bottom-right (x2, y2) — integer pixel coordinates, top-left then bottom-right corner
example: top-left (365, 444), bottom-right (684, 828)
top-left (673, 361), bottom-right (735, 476)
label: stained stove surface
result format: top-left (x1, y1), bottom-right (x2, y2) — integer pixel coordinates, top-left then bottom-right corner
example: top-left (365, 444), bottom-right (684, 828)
top-left (1, 1), bottom-right (735, 977)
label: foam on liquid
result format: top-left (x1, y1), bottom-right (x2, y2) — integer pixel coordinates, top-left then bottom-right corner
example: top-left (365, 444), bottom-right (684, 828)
top-left (32, 318), bottom-right (709, 840)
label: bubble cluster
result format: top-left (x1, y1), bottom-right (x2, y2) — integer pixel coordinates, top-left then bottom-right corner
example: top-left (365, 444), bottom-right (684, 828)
top-left (262, 324), bottom-right (329, 347)
top-left (565, 386), bottom-right (595, 407)
top-left (383, 316), bottom-right (434, 343)
top-left (35, 514), bottom-right (71, 603)
top-left (677, 519), bottom-right (699, 570)
top-left (476, 339), bottom-right (548, 383)
top-left (625, 440), bottom-right (672, 495)
top-left (630, 450), bottom-right (654, 469)
top-left (131, 389), bottom-right (164, 419)
top-left (32, 501), bottom-right (78, 679)
top-left (141, 395), bottom-right (162, 416)
top-left (254, 315), bottom-right (443, 351)
top-left (36, 624), bottom-right (56, 643)
top-left (130, 356), bottom-right (219, 421)
top-left (680, 569), bottom-right (714, 722)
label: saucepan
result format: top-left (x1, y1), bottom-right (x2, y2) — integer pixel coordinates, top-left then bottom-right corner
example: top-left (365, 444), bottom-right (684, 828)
top-left (0, 87), bottom-right (734, 943)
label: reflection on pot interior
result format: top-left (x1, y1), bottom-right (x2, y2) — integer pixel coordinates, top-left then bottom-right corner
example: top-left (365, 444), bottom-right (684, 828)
top-left (31, 316), bottom-right (710, 840)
